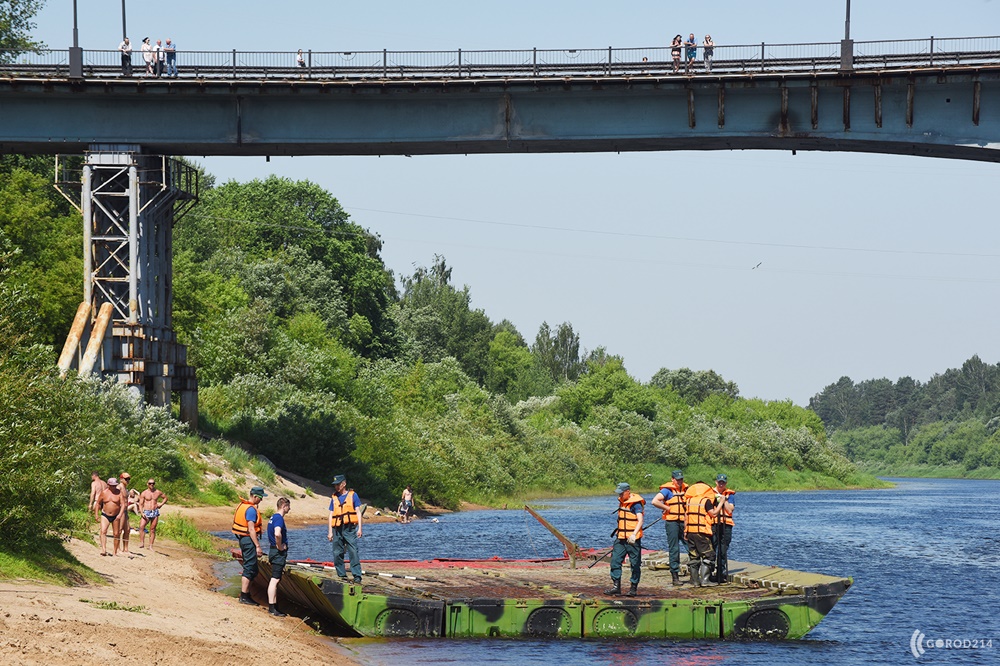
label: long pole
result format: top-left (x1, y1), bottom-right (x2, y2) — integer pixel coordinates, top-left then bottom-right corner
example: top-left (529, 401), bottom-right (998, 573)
top-left (844, 0), bottom-right (851, 41)
top-left (72, 0), bottom-right (79, 48)
top-left (122, 0), bottom-right (127, 40)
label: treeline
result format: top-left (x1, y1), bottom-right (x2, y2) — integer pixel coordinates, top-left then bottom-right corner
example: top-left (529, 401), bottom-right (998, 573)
top-left (809, 356), bottom-right (1000, 475)
top-left (1, 155), bottom-right (879, 536)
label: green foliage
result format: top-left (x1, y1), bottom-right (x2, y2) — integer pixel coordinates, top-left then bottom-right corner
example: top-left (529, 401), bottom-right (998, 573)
top-left (812, 355), bottom-right (1000, 477)
top-left (650, 367), bottom-right (740, 404)
top-left (176, 176), bottom-right (397, 357)
top-left (200, 376), bottom-right (356, 480)
top-left (79, 599), bottom-right (149, 614)
top-left (156, 515), bottom-right (225, 556)
top-left (0, 0), bottom-right (46, 56)
top-left (0, 540), bottom-right (102, 586)
top-left (0, 165), bottom-right (82, 347)
top-left (532, 321), bottom-right (584, 384)
top-left (397, 255), bottom-right (494, 383)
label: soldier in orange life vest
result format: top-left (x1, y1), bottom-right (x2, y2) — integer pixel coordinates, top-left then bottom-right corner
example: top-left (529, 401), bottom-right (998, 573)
top-left (603, 482), bottom-right (645, 597)
top-left (683, 480), bottom-right (716, 587)
top-left (327, 474), bottom-right (363, 584)
top-left (650, 469), bottom-right (687, 585)
top-left (709, 473), bottom-right (735, 583)
top-left (232, 486), bottom-right (267, 605)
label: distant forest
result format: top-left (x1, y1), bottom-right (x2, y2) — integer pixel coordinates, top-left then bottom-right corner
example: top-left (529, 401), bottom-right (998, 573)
top-left (809, 355), bottom-right (1000, 475)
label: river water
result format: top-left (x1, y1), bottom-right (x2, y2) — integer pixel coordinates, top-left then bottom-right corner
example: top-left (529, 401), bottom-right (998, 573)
top-left (278, 478), bottom-right (999, 665)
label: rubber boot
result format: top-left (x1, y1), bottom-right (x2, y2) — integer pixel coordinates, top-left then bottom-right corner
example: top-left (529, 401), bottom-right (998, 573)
top-left (268, 603), bottom-right (287, 617)
top-left (700, 561), bottom-right (713, 586)
top-left (689, 560), bottom-right (702, 587)
top-left (671, 571), bottom-right (680, 586)
top-left (239, 592), bottom-right (259, 606)
top-left (603, 579), bottom-right (622, 596)
top-left (626, 582), bottom-right (638, 597)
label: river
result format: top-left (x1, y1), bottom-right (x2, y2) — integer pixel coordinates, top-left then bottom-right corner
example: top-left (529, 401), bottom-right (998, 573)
top-left (279, 478), bottom-right (999, 665)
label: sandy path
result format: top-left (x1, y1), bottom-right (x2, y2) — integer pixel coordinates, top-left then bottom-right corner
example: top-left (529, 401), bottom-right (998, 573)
top-left (0, 537), bottom-right (356, 666)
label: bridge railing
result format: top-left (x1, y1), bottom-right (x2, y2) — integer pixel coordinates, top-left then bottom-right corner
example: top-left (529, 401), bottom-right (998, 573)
top-left (3, 37), bottom-right (1000, 80)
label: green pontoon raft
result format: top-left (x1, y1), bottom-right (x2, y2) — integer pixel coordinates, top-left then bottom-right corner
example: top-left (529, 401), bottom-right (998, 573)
top-left (249, 507), bottom-right (851, 640)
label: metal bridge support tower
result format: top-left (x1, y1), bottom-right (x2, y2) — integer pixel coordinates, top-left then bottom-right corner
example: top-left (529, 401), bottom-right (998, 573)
top-left (55, 145), bottom-right (200, 428)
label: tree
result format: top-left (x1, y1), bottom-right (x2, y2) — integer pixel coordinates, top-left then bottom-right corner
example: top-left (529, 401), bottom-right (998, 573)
top-left (532, 321), bottom-right (583, 384)
top-left (398, 255), bottom-right (494, 383)
top-left (650, 367), bottom-right (739, 405)
top-left (0, 165), bottom-right (81, 347)
top-left (485, 329), bottom-right (532, 397)
top-left (0, 1), bottom-right (45, 60)
top-left (175, 176), bottom-right (398, 357)
top-left (809, 376), bottom-right (858, 431)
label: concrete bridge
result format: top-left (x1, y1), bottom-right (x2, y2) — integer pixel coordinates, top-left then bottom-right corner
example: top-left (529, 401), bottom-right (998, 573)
top-left (4, 36), bottom-right (1000, 424)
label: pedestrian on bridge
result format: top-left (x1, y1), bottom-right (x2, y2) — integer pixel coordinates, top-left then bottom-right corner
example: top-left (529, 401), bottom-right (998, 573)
top-left (154, 40), bottom-right (165, 77)
top-left (118, 37), bottom-right (132, 76)
top-left (165, 39), bottom-right (177, 77)
top-left (141, 38), bottom-right (153, 76)
top-left (671, 35), bottom-right (682, 73)
top-left (704, 35), bottom-right (715, 72)
top-left (685, 33), bottom-right (698, 73)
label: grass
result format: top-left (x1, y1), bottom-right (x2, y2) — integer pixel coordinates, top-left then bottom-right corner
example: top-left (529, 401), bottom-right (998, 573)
top-left (155, 515), bottom-right (227, 557)
top-left (250, 457), bottom-right (277, 485)
top-left (222, 444), bottom-right (252, 473)
top-left (79, 598), bottom-right (148, 614)
top-left (853, 462), bottom-right (1000, 480)
top-left (0, 540), bottom-right (103, 586)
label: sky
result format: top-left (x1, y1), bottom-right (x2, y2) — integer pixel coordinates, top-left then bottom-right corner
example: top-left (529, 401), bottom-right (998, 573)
top-left (27, 1), bottom-right (1000, 404)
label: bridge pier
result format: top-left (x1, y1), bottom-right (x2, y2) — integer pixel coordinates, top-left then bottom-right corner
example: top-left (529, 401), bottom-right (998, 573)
top-left (55, 145), bottom-right (200, 428)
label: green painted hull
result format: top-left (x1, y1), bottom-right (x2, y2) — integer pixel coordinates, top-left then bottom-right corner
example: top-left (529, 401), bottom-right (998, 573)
top-left (256, 553), bottom-right (851, 640)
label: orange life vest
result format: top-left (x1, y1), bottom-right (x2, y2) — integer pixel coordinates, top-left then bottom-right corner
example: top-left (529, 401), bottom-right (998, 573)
top-left (714, 487), bottom-right (736, 526)
top-left (659, 480), bottom-right (688, 521)
top-left (616, 493), bottom-right (645, 540)
top-left (231, 498), bottom-right (262, 537)
top-left (684, 482), bottom-right (716, 537)
top-left (330, 491), bottom-right (359, 528)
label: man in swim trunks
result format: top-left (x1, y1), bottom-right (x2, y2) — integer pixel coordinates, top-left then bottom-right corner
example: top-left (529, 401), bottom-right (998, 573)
top-left (117, 472), bottom-right (133, 555)
top-left (89, 472), bottom-right (106, 523)
top-left (97, 478), bottom-right (124, 556)
top-left (399, 485), bottom-right (413, 523)
top-left (139, 478), bottom-right (168, 550)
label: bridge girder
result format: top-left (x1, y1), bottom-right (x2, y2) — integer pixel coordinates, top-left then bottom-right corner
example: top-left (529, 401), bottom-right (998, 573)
top-left (1, 67), bottom-right (1000, 161)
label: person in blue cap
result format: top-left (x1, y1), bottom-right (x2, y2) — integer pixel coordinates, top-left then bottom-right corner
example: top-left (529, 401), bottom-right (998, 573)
top-left (327, 474), bottom-right (364, 584)
top-left (603, 482), bottom-right (645, 597)
top-left (709, 473), bottom-right (735, 583)
top-left (650, 469), bottom-right (687, 585)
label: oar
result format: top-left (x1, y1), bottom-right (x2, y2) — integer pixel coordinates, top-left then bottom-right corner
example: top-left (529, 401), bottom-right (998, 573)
top-left (587, 517), bottom-right (664, 568)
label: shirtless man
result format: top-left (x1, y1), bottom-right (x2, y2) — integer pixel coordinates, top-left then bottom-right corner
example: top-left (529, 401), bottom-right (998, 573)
top-left (98, 478), bottom-right (124, 556)
top-left (117, 473), bottom-right (133, 555)
top-left (139, 479), bottom-right (168, 550)
top-left (89, 472), bottom-right (106, 522)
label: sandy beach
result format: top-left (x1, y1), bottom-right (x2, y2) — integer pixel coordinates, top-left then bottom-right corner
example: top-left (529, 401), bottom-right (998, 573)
top-left (0, 535), bottom-right (356, 666)
top-left (0, 468), bottom-right (455, 665)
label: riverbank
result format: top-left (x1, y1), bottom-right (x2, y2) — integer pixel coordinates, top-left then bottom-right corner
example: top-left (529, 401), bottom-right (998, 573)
top-left (0, 536), bottom-right (355, 666)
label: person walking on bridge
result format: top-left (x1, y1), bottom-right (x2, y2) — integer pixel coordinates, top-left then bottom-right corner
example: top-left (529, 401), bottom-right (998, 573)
top-left (603, 482), bottom-right (645, 597)
top-left (327, 474), bottom-right (363, 584)
top-left (232, 486), bottom-right (267, 605)
top-left (651, 470), bottom-right (687, 585)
